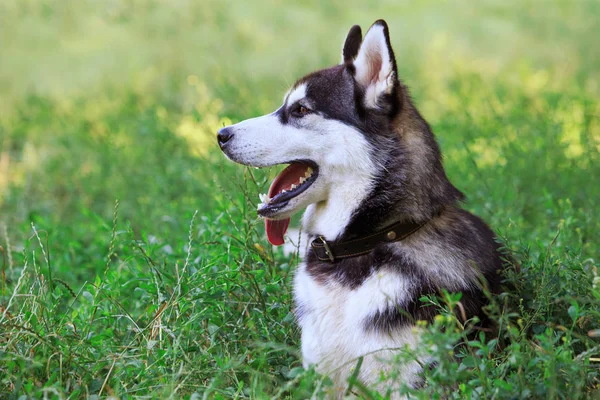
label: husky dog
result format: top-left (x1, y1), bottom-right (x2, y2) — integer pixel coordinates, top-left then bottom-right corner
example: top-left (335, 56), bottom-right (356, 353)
top-left (218, 20), bottom-right (503, 396)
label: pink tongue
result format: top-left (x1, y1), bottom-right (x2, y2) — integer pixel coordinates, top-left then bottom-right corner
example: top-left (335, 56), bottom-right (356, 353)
top-left (263, 163), bottom-right (309, 246)
top-left (265, 218), bottom-right (290, 246)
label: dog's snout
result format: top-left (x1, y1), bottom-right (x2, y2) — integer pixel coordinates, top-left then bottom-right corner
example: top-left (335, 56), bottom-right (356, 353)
top-left (217, 127), bottom-right (234, 148)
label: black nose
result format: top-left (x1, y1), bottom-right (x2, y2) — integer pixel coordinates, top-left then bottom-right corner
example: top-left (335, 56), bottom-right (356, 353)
top-left (217, 127), bottom-right (234, 148)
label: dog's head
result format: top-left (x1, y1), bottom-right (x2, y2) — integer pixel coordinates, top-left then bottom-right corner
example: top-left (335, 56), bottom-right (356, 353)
top-left (218, 20), bottom-right (461, 244)
top-left (218, 21), bottom-right (405, 244)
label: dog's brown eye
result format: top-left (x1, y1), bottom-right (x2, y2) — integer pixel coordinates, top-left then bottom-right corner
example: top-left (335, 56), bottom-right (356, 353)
top-left (294, 105), bottom-right (311, 116)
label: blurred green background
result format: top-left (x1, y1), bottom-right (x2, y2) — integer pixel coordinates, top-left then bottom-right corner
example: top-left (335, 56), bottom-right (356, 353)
top-left (1, 0), bottom-right (598, 240)
top-left (1, 0), bottom-right (599, 397)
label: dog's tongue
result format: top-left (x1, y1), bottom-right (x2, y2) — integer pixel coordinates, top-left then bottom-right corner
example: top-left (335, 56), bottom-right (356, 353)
top-left (264, 163), bottom-right (309, 246)
top-left (265, 219), bottom-right (290, 246)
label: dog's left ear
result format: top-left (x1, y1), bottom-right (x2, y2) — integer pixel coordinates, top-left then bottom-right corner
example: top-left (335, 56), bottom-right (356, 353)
top-left (352, 20), bottom-right (398, 109)
top-left (341, 25), bottom-right (362, 63)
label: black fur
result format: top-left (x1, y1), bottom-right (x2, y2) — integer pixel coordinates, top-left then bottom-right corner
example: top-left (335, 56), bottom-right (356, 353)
top-left (305, 241), bottom-right (389, 290)
top-left (342, 25), bottom-right (362, 63)
top-left (305, 208), bottom-right (504, 333)
top-left (219, 19), bottom-right (508, 390)
top-left (291, 20), bottom-right (504, 335)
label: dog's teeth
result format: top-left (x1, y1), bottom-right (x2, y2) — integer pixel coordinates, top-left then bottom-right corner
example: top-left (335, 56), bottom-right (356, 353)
top-left (282, 189), bottom-right (287, 193)
top-left (299, 177), bottom-right (306, 184)
top-left (291, 184), bottom-right (297, 189)
top-left (259, 193), bottom-right (270, 203)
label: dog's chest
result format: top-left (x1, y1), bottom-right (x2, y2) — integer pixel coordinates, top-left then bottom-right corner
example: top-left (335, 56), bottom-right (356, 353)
top-left (293, 260), bottom-right (414, 371)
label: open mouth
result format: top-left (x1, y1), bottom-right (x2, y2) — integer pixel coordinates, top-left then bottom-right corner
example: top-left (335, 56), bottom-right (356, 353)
top-left (257, 160), bottom-right (319, 245)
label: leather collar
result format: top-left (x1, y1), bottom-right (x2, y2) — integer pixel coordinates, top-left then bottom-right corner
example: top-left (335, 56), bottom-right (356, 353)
top-left (310, 219), bottom-right (427, 262)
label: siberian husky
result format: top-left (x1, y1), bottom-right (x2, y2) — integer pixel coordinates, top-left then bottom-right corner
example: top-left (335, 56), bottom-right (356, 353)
top-left (218, 20), bottom-right (503, 397)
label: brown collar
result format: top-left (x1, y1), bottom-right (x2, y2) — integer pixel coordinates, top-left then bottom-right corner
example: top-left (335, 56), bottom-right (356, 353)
top-left (310, 219), bottom-right (427, 262)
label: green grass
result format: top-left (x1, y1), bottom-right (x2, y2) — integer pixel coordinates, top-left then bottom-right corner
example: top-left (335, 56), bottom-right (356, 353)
top-left (1, 0), bottom-right (599, 398)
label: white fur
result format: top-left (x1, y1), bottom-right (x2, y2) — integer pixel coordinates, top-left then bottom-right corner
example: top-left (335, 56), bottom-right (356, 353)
top-left (294, 264), bottom-right (423, 396)
top-left (222, 63), bottom-right (426, 397)
top-left (300, 128), bottom-right (375, 240)
top-left (222, 111), bottom-right (376, 237)
top-left (353, 23), bottom-right (395, 109)
top-left (285, 83), bottom-right (307, 106)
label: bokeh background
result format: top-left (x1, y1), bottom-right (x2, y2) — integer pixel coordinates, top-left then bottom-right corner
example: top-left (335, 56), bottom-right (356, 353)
top-left (1, 0), bottom-right (599, 397)
top-left (1, 0), bottom-right (599, 238)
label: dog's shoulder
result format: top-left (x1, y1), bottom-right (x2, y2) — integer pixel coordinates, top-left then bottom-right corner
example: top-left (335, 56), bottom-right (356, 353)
top-left (298, 206), bottom-right (504, 332)
top-left (393, 206), bottom-right (503, 288)
top-left (303, 206), bottom-right (502, 288)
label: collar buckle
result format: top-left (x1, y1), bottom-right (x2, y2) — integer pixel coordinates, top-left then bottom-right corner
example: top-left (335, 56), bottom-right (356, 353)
top-left (318, 235), bottom-right (336, 262)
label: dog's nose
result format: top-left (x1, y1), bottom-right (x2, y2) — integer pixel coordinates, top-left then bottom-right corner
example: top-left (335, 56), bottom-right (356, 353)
top-left (217, 127), bottom-right (234, 148)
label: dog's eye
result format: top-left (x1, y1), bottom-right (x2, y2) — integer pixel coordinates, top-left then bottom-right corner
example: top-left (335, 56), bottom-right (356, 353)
top-left (293, 104), bottom-right (311, 117)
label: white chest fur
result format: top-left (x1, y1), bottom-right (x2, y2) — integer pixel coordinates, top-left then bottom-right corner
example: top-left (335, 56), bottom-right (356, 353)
top-left (293, 261), bottom-right (423, 393)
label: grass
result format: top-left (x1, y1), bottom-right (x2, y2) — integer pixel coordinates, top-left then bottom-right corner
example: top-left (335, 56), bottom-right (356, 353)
top-left (1, 0), bottom-right (599, 398)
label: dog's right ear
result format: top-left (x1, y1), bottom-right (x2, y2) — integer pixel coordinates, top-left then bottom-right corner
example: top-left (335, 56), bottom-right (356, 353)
top-left (351, 20), bottom-right (399, 111)
top-left (341, 25), bottom-right (362, 64)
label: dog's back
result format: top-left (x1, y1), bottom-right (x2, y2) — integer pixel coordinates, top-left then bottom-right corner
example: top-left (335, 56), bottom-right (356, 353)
top-left (219, 20), bottom-right (505, 397)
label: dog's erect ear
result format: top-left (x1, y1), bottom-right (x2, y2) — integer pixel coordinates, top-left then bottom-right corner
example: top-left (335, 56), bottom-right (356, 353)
top-left (352, 20), bottom-right (398, 109)
top-left (341, 25), bottom-right (362, 64)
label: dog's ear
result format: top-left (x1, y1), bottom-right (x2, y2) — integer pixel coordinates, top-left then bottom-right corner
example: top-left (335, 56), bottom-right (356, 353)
top-left (341, 25), bottom-right (362, 64)
top-left (352, 20), bottom-right (398, 109)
